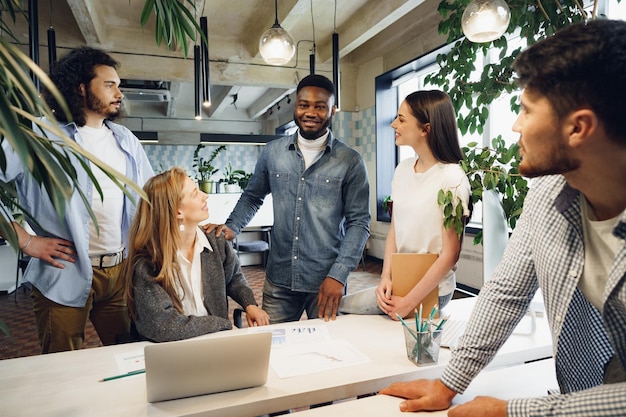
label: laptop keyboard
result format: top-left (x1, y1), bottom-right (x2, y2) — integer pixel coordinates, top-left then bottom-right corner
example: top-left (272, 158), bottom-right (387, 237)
top-left (440, 320), bottom-right (467, 348)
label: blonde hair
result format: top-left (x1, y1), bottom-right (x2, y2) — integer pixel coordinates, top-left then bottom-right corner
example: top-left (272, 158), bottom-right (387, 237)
top-left (124, 167), bottom-right (188, 319)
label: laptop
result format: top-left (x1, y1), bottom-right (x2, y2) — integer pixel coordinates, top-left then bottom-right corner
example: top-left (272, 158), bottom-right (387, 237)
top-left (144, 331), bottom-right (272, 402)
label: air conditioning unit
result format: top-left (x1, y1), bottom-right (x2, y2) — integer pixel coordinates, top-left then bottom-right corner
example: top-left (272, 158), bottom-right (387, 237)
top-left (121, 87), bottom-right (172, 102)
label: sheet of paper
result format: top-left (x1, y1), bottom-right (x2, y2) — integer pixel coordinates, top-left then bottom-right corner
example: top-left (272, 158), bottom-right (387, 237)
top-left (114, 350), bottom-right (145, 373)
top-left (270, 338), bottom-right (369, 378)
top-left (248, 324), bottom-right (331, 345)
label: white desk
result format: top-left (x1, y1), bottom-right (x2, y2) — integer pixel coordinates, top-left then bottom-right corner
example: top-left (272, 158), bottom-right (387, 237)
top-left (292, 358), bottom-right (558, 416)
top-left (0, 298), bottom-right (552, 417)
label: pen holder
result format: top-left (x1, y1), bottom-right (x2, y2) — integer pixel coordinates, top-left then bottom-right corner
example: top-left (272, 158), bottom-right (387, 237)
top-left (403, 325), bottom-right (442, 366)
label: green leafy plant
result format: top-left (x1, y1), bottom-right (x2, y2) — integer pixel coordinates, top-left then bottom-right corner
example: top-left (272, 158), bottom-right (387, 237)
top-left (439, 138), bottom-right (528, 244)
top-left (221, 163), bottom-right (247, 185)
top-left (430, 0), bottom-right (607, 243)
top-left (237, 172), bottom-right (253, 191)
top-left (138, 0), bottom-right (205, 58)
top-left (427, 0), bottom-right (599, 136)
top-left (192, 144), bottom-right (226, 182)
top-left (382, 195), bottom-right (393, 217)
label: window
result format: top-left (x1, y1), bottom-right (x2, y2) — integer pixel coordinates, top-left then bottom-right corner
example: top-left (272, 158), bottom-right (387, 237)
top-left (376, 1), bottom-right (624, 223)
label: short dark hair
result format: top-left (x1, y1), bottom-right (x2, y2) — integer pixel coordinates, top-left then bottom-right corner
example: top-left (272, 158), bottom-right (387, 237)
top-left (43, 46), bottom-right (120, 126)
top-left (514, 19), bottom-right (626, 144)
top-left (296, 74), bottom-right (336, 98)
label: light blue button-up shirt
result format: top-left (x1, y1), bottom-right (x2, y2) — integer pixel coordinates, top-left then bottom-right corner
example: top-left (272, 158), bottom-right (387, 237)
top-left (0, 119), bottom-right (154, 307)
top-left (226, 132), bottom-right (370, 292)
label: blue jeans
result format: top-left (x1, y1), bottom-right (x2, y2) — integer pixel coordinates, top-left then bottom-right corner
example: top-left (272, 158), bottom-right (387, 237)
top-left (262, 279), bottom-right (320, 324)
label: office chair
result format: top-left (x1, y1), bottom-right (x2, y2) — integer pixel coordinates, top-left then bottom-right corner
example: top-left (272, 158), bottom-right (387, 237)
top-left (233, 308), bottom-right (244, 328)
top-left (234, 227), bottom-right (271, 269)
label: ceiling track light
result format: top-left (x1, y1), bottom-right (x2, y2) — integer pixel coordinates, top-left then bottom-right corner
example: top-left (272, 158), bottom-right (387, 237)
top-left (194, 44), bottom-right (202, 120)
top-left (332, 0), bottom-right (340, 110)
top-left (47, 0), bottom-right (56, 65)
top-left (28, 0), bottom-right (40, 91)
top-left (332, 32), bottom-right (340, 111)
top-left (461, 0), bottom-right (511, 43)
top-left (200, 16), bottom-right (211, 108)
top-left (259, 0), bottom-right (296, 65)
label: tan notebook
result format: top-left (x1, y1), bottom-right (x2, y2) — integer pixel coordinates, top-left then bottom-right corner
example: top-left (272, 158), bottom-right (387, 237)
top-left (391, 253), bottom-right (439, 319)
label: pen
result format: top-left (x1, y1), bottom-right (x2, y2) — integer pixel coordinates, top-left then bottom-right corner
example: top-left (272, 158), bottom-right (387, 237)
top-left (396, 314), bottom-right (418, 339)
top-left (99, 369), bottom-right (146, 382)
top-left (435, 315), bottom-right (450, 331)
top-left (418, 303), bottom-right (423, 332)
top-left (425, 304), bottom-right (439, 332)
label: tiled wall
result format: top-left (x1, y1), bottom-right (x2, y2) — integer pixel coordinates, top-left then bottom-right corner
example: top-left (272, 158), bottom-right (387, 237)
top-left (142, 144), bottom-right (263, 179)
top-left (142, 106), bottom-right (378, 179)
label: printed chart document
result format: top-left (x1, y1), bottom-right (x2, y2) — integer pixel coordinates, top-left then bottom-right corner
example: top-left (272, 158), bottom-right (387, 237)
top-left (250, 324), bottom-right (369, 378)
top-left (114, 350), bottom-right (145, 373)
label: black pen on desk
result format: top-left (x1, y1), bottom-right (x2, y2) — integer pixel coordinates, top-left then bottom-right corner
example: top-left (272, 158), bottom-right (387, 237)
top-left (99, 369), bottom-right (145, 382)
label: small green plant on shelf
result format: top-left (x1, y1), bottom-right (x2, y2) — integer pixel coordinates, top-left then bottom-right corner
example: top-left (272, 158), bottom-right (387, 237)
top-left (192, 144), bottom-right (226, 182)
top-left (221, 163), bottom-right (247, 185)
top-left (237, 172), bottom-right (253, 191)
top-left (382, 195), bottom-right (393, 217)
top-left (221, 163), bottom-right (249, 192)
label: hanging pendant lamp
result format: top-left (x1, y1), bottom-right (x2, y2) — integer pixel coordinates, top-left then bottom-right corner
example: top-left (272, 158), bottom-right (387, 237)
top-left (47, 0), bottom-right (56, 65)
top-left (461, 0), bottom-right (511, 43)
top-left (259, 0), bottom-right (296, 65)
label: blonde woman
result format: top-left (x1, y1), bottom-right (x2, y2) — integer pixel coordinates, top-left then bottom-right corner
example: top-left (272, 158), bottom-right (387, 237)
top-left (123, 167), bottom-right (269, 342)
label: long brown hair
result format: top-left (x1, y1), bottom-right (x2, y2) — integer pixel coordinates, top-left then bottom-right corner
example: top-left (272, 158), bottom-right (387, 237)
top-left (123, 167), bottom-right (187, 319)
top-left (404, 90), bottom-right (463, 163)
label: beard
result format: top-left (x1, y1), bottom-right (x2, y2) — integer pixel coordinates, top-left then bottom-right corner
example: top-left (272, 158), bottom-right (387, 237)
top-left (519, 142), bottom-right (580, 178)
top-left (295, 115), bottom-right (332, 140)
top-left (86, 89), bottom-right (120, 120)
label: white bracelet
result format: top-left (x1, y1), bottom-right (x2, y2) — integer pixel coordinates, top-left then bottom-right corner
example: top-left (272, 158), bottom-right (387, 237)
top-left (20, 235), bottom-right (33, 250)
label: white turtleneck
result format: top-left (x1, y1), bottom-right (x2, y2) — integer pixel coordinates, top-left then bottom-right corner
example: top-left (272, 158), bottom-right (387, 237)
top-left (297, 130), bottom-right (329, 169)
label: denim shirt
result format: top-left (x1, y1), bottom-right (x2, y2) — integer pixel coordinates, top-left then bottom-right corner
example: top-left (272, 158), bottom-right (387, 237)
top-left (226, 132), bottom-right (370, 293)
top-left (0, 119), bottom-right (154, 307)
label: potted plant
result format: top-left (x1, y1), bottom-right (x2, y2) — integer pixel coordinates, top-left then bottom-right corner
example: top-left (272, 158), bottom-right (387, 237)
top-left (382, 195), bottom-right (393, 217)
top-left (221, 163), bottom-right (247, 193)
top-left (192, 144), bottom-right (226, 193)
top-left (237, 172), bottom-right (253, 191)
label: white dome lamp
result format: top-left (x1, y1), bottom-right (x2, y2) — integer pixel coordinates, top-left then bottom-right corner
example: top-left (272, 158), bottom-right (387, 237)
top-left (259, 0), bottom-right (296, 65)
top-left (461, 0), bottom-right (511, 43)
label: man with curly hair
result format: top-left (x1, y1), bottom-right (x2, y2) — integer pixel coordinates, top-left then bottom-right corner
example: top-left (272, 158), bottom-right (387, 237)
top-left (0, 46), bottom-right (153, 353)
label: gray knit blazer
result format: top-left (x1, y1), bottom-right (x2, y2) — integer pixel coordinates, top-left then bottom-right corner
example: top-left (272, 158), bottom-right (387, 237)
top-left (132, 232), bottom-right (258, 342)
